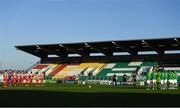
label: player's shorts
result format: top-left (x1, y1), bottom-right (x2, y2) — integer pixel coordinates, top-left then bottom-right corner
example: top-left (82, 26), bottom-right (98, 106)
top-left (174, 80), bottom-right (177, 84)
top-left (22, 80), bottom-right (24, 83)
top-left (152, 80), bottom-right (156, 84)
top-left (33, 80), bottom-right (36, 83)
top-left (23, 80), bottom-right (26, 83)
top-left (36, 80), bottom-right (39, 84)
top-left (172, 80), bottom-right (176, 84)
top-left (30, 78), bottom-right (33, 82)
top-left (168, 80), bottom-right (173, 84)
top-left (164, 80), bottom-right (167, 84)
top-left (3, 79), bottom-right (7, 83)
top-left (13, 78), bottom-right (16, 82)
top-left (17, 81), bottom-right (20, 84)
top-left (146, 80), bottom-right (151, 85)
top-left (9, 80), bottom-right (13, 84)
top-left (41, 79), bottom-right (44, 82)
top-left (161, 80), bottom-right (164, 84)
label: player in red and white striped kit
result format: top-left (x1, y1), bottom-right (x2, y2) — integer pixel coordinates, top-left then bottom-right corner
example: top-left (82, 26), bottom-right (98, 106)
top-left (17, 72), bottom-right (21, 86)
top-left (40, 72), bottom-right (45, 86)
top-left (35, 72), bottom-right (40, 86)
top-left (29, 71), bottom-right (34, 86)
top-left (21, 72), bottom-right (25, 86)
top-left (13, 71), bottom-right (17, 86)
top-left (3, 71), bottom-right (8, 88)
top-left (25, 72), bottom-right (29, 86)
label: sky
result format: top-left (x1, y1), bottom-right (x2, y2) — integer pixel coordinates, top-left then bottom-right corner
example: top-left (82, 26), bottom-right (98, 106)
top-left (0, 0), bottom-right (180, 70)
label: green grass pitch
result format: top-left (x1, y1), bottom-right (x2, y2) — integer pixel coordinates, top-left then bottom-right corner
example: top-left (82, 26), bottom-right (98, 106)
top-left (0, 83), bottom-right (180, 95)
top-left (0, 83), bottom-right (180, 106)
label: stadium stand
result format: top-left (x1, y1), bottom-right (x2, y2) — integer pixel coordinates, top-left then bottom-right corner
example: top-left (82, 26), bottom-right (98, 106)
top-left (45, 64), bottom-right (58, 76)
top-left (25, 61), bottom-right (180, 83)
top-left (52, 63), bottom-right (104, 80)
top-left (28, 64), bottom-right (49, 74)
top-left (50, 64), bottom-right (67, 77)
top-left (94, 61), bottom-right (157, 81)
top-left (15, 37), bottom-right (180, 83)
top-left (25, 60), bottom-right (157, 82)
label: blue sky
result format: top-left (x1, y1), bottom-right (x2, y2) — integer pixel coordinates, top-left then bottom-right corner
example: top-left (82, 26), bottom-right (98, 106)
top-left (0, 0), bottom-right (180, 70)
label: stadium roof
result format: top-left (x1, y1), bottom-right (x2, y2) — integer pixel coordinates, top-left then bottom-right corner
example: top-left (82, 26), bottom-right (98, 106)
top-left (15, 37), bottom-right (180, 58)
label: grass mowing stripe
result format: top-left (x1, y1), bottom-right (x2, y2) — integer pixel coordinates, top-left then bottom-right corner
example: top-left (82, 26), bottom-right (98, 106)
top-left (0, 83), bottom-right (179, 95)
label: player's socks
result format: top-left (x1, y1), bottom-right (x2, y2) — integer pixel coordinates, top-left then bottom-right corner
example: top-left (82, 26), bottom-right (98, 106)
top-left (152, 87), bottom-right (154, 90)
top-left (3, 83), bottom-right (7, 88)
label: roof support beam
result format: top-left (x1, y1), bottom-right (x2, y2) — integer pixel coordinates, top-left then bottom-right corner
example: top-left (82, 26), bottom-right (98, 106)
top-left (112, 42), bottom-right (137, 56)
top-left (142, 40), bottom-right (164, 55)
top-left (60, 45), bottom-right (83, 56)
top-left (174, 38), bottom-right (180, 45)
top-left (40, 52), bottom-right (48, 63)
top-left (87, 44), bottom-right (113, 56)
top-left (39, 47), bottom-right (62, 57)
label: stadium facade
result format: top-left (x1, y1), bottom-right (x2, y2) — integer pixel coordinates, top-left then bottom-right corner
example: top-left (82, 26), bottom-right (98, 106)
top-left (15, 37), bottom-right (180, 84)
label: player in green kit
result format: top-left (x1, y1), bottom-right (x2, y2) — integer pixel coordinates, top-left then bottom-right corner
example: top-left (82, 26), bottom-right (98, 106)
top-left (175, 71), bottom-right (178, 89)
top-left (172, 71), bottom-right (177, 90)
top-left (168, 71), bottom-right (173, 90)
top-left (156, 71), bottom-right (161, 89)
top-left (160, 71), bottom-right (165, 90)
top-left (164, 71), bottom-right (168, 90)
top-left (151, 71), bottom-right (157, 90)
top-left (146, 71), bottom-right (151, 90)
top-left (171, 71), bottom-right (175, 89)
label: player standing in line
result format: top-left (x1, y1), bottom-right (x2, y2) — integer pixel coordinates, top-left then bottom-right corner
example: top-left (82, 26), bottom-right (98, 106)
top-left (38, 72), bottom-right (42, 86)
top-left (169, 71), bottom-right (173, 89)
top-left (9, 71), bottom-right (13, 87)
top-left (174, 71), bottom-right (178, 89)
top-left (21, 72), bottom-right (25, 86)
top-left (25, 72), bottom-right (29, 86)
top-left (29, 71), bottom-right (33, 86)
top-left (35, 72), bottom-right (39, 86)
top-left (17, 72), bottom-right (21, 86)
top-left (171, 71), bottom-right (175, 89)
top-left (171, 71), bottom-right (174, 89)
top-left (164, 71), bottom-right (168, 90)
top-left (146, 71), bottom-right (151, 90)
top-left (3, 71), bottom-right (8, 88)
top-left (173, 71), bottom-right (177, 90)
top-left (156, 71), bottom-right (161, 89)
top-left (40, 72), bottom-right (45, 86)
top-left (160, 71), bottom-right (165, 90)
top-left (170, 71), bottom-right (174, 90)
top-left (13, 71), bottom-right (17, 86)
top-left (7, 70), bottom-right (10, 86)
top-left (151, 71), bottom-right (157, 90)
top-left (167, 71), bottom-right (171, 90)
top-left (7, 70), bottom-right (10, 85)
